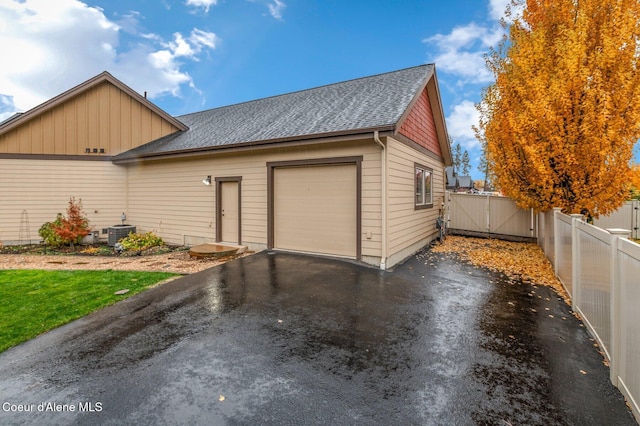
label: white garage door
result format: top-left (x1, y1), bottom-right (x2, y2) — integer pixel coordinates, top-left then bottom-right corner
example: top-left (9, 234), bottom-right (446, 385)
top-left (274, 164), bottom-right (357, 258)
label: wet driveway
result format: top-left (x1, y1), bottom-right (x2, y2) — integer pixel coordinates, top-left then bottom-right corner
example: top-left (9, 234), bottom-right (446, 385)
top-left (0, 250), bottom-right (636, 425)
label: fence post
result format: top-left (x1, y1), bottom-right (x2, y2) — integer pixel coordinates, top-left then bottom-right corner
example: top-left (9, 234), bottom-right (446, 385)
top-left (446, 191), bottom-right (451, 230)
top-left (537, 212), bottom-right (544, 248)
top-left (547, 210), bottom-right (556, 259)
top-left (485, 195), bottom-right (491, 233)
top-left (530, 208), bottom-right (535, 239)
top-left (634, 200), bottom-right (639, 240)
top-left (607, 228), bottom-right (631, 386)
top-left (552, 208), bottom-right (562, 274)
top-left (570, 214), bottom-right (583, 312)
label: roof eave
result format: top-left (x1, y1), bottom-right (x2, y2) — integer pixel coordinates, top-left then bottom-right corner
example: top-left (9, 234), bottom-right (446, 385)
top-left (394, 64), bottom-right (434, 134)
top-left (426, 68), bottom-right (453, 166)
top-left (112, 126), bottom-right (396, 164)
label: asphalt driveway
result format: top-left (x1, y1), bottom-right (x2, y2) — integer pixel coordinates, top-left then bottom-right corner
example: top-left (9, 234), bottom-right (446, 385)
top-left (0, 250), bottom-right (636, 425)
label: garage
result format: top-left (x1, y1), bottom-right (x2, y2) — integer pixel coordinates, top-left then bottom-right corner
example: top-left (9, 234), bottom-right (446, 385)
top-left (268, 158), bottom-right (361, 259)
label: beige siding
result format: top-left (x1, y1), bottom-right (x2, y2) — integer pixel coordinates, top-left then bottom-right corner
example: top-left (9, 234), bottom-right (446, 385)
top-left (0, 159), bottom-right (127, 244)
top-left (360, 151), bottom-right (382, 256)
top-left (125, 140), bottom-right (383, 258)
top-left (1, 136), bottom-right (445, 268)
top-left (386, 137), bottom-right (445, 264)
top-left (0, 82), bottom-right (181, 156)
top-left (128, 136), bottom-right (443, 267)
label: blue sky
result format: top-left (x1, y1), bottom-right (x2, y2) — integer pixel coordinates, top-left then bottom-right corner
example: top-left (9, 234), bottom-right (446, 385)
top-left (0, 0), bottom-right (512, 179)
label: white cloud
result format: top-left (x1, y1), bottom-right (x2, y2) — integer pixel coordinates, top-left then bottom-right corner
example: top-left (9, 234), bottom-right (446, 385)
top-left (424, 22), bottom-right (504, 85)
top-left (446, 100), bottom-right (481, 150)
top-left (427, 23), bottom-right (501, 50)
top-left (489, 0), bottom-right (524, 23)
top-left (489, 0), bottom-right (511, 21)
top-left (248, 0), bottom-right (286, 20)
top-left (267, 0), bottom-right (286, 20)
top-left (0, 0), bottom-right (218, 113)
top-left (150, 29), bottom-right (219, 68)
top-left (116, 11), bottom-right (142, 35)
top-left (0, 0), bottom-right (119, 111)
top-left (424, 0), bottom-right (517, 178)
top-left (189, 28), bottom-right (219, 50)
top-left (185, 0), bottom-right (218, 13)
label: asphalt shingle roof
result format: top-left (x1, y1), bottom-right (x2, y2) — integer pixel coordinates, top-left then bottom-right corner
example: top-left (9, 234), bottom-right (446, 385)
top-left (113, 64), bottom-right (434, 160)
top-left (457, 176), bottom-right (473, 189)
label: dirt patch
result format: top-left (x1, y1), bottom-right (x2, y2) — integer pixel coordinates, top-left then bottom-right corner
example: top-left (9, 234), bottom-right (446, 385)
top-left (0, 250), bottom-right (253, 274)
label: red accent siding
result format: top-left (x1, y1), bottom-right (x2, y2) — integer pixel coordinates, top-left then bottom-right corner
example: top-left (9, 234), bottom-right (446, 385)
top-left (398, 89), bottom-right (441, 157)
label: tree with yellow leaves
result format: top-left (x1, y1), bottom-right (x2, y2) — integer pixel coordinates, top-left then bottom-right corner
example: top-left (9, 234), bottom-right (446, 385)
top-left (476, 0), bottom-right (640, 218)
top-left (630, 165), bottom-right (640, 200)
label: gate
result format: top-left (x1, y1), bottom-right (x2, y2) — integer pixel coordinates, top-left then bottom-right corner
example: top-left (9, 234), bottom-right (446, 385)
top-left (448, 192), bottom-right (488, 233)
top-left (447, 192), bottom-right (536, 241)
top-left (593, 200), bottom-right (639, 240)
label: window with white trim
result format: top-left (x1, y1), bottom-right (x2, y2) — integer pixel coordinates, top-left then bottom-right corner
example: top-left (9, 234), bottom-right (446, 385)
top-left (415, 164), bottom-right (433, 209)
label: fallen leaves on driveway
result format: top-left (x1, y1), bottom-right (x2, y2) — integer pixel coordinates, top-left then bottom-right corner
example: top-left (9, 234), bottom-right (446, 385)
top-left (430, 236), bottom-right (570, 304)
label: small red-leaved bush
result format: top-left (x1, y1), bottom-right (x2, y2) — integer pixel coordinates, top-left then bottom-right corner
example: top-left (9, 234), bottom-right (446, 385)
top-left (39, 197), bottom-right (91, 248)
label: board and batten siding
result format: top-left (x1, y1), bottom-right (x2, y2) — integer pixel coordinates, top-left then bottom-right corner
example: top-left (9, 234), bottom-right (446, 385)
top-left (125, 140), bottom-right (383, 261)
top-left (398, 87), bottom-right (442, 157)
top-left (0, 159), bottom-right (127, 244)
top-left (385, 136), bottom-right (445, 266)
top-left (0, 82), bottom-right (181, 157)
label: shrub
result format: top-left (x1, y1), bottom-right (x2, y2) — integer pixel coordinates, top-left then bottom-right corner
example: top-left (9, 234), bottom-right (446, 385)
top-left (39, 198), bottom-right (91, 248)
top-left (118, 232), bottom-right (164, 254)
top-left (38, 214), bottom-right (65, 247)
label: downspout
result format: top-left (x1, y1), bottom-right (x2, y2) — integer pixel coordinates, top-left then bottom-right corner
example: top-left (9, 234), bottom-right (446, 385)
top-left (374, 131), bottom-right (387, 270)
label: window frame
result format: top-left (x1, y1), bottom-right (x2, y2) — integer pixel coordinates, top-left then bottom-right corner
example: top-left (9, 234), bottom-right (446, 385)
top-left (414, 163), bottom-right (433, 210)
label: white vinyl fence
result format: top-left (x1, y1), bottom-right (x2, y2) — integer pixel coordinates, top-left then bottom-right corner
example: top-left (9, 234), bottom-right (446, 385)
top-left (555, 213), bottom-right (574, 297)
top-left (539, 209), bottom-right (640, 422)
top-left (594, 200), bottom-right (639, 240)
top-left (448, 194), bottom-right (640, 421)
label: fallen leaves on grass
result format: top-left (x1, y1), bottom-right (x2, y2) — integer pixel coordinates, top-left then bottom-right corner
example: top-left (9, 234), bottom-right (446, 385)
top-left (431, 236), bottom-right (570, 304)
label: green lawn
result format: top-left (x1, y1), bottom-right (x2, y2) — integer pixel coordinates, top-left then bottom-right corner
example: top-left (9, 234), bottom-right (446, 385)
top-left (0, 269), bottom-right (178, 353)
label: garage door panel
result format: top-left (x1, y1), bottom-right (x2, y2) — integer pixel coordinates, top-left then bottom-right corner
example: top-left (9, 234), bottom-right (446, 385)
top-left (274, 164), bottom-right (357, 257)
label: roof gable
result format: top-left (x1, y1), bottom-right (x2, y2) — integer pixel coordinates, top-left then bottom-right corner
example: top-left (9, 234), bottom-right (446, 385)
top-left (114, 65), bottom-right (450, 161)
top-left (0, 72), bottom-right (187, 156)
top-left (0, 72), bottom-right (187, 137)
top-left (398, 87), bottom-right (442, 157)
top-left (395, 68), bottom-right (451, 165)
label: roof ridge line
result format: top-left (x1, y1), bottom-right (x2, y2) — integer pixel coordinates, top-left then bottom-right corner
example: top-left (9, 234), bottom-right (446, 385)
top-left (177, 64), bottom-right (434, 119)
